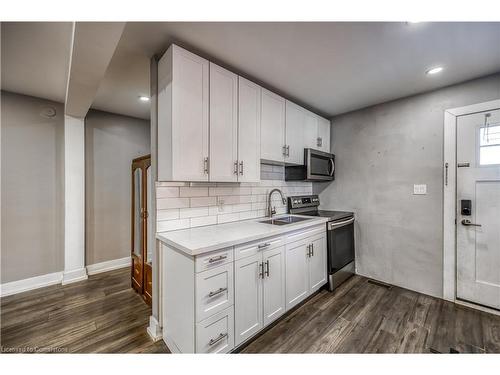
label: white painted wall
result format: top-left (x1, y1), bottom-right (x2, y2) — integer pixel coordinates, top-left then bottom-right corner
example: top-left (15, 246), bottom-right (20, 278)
top-left (62, 115), bottom-right (87, 283)
top-left (315, 73), bottom-right (500, 298)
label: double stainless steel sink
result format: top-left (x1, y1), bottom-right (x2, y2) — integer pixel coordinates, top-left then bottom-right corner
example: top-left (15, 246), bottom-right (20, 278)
top-left (259, 215), bottom-right (311, 226)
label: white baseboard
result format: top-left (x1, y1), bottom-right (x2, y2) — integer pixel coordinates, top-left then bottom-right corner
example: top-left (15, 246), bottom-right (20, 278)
top-left (86, 256), bottom-right (131, 275)
top-left (0, 271), bottom-right (63, 297)
top-left (62, 267), bottom-right (88, 285)
top-left (147, 315), bottom-right (162, 342)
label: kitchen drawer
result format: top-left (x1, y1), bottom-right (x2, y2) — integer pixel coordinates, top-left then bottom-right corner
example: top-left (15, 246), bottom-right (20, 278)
top-left (234, 235), bottom-right (284, 260)
top-left (285, 225), bottom-right (325, 245)
top-left (196, 306), bottom-right (234, 353)
top-left (195, 247), bottom-right (234, 273)
top-left (196, 263), bottom-right (234, 322)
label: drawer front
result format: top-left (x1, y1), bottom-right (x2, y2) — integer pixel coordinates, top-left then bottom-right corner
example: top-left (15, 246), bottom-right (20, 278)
top-left (196, 263), bottom-right (234, 322)
top-left (285, 224), bottom-right (325, 245)
top-left (196, 306), bottom-right (234, 353)
top-left (195, 247), bottom-right (234, 273)
top-left (234, 235), bottom-right (284, 260)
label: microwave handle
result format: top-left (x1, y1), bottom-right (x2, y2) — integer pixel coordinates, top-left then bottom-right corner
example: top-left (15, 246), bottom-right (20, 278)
top-left (328, 159), bottom-right (335, 176)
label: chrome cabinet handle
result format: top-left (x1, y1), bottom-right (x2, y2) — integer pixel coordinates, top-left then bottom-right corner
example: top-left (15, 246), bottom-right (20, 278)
top-left (311, 243), bottom-right (314, 257)
top-left (286, 145), bottom-right (290, 157)
top-left (208, 287), bottom-right (227, 298)
top-left (258, 242), bottom-right (271, 249)
top-left (265, 260), bottom-right (270, 277)
top-left (208, 255), bottom-right (227, 263)
top-left (461, 219), bottom-right (481, 227)
top-left (259, 262), bottom-right (264, 279)
top-left (239, 161), bottom-right (244, 175)
top-left (306, 244), bottom-right (311, 257)
top-left (317, 137), bottom-right (322, 147)
top-left (234, 161), bottom-right (239, 174)
top-left (204, 157), bottom-right (209, 174)
top-left (209, 332), bottom-right (228, 346)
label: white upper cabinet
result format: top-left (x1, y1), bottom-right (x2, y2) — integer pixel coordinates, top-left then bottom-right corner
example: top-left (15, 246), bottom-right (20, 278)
top-left (317, 116), bottom-right (331, 153)
top-left (238, 77), bottom-right (261, 182)
top-left (209, 63), bottom-right (238, 182)
top-left (304, 110), bottom-right (319, 150)
top-left (158, 44), bottom-right (209, 181)
top-left (261, 89), bottom-right (285, 162)
top-left (285, 101), bottom-right (305, 165)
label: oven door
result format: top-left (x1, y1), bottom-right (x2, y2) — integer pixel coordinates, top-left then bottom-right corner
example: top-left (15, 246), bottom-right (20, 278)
top-left (327, 217), bottom-right (355, 273)
top-left (305, 148), bottom-right (335, 181)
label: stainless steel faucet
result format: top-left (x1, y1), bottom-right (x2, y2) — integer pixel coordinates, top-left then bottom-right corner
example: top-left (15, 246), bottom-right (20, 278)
top-left (267, 188), bottom-right (287, 217)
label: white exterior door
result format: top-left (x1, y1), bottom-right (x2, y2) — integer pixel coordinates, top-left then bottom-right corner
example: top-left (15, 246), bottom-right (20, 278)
top-left (209, 62), bottom-right (238, 182)
top-left (285, 240), bottom-right (309, 310)
top-left (456, 108), bottom-right (500, 310)
top-left (238, 77), bottom-right (261, 182)
top-left (234, 253), bottom-right (263, 346)
top-left (170, 45), bottom-right (209, 181)
top-left (261, 89), bottom-right (285, 162)
top-left (308, 234), bottom-right (327, 293)
top-left (262, 246), bottom-right (286, 326)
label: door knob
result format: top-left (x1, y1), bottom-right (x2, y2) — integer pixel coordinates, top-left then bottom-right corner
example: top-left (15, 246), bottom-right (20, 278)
top-left (461, 219), bottom-right (481, 227)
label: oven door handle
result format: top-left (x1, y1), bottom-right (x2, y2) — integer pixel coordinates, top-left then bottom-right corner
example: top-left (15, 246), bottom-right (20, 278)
top-left (328, 217), bottom-right (354, 230)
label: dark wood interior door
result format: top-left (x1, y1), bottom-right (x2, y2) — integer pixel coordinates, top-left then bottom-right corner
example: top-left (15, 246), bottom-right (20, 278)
top-left (131, 155), bottom-right (152, 305)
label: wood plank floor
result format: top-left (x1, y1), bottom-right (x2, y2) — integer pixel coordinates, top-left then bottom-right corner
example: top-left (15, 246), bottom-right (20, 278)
top-left (0, 269), bottom-right (169, 353)
top-left (2, 269), bottom-right (499, 353)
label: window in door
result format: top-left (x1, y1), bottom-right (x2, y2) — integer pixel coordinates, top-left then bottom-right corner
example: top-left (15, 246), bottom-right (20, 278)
top-left (479, 124), bottom-right (500, 166)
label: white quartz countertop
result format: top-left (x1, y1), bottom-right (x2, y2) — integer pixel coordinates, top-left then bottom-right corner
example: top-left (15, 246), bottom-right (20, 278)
top-left (156, 215), bottom-right (329, 256)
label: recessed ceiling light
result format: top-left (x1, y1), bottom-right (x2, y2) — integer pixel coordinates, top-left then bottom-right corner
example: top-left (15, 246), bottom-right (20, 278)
top-left (138, 95), bottom-right (150, 102)
top-left (426, 66), bottom-right (444, 75)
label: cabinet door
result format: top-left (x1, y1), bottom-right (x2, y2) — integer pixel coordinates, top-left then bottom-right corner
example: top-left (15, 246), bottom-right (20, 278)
top-left (317, 116), bottom-right (331, 153)
top-left (238, 77), bottom-right (261, 182)
top-left (308, 234), bottom-right (327, 293)
top-left (285, 101), bottom-right (305, 165)
top-left (285, 240), bottom-right (310, 310)
top-left (234, 253), bottom-right (263, 346)
top-left (209, 63), bottom-right (238, 182)
top-left (171, 45), bottom-right (209, 181)
top-left (304, 110), bottom-right (319, 150)
top-left (261, 89), bottom-right (285, 162)
top-left (262, 246), bottom-right (286, 326)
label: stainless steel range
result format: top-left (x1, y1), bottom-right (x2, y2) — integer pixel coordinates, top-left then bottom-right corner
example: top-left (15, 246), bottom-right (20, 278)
top-left (288, 195), bottom-right (355, 291)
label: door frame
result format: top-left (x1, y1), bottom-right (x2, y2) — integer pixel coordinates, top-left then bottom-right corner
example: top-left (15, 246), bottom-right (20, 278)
top-left (443, 99), bottom-right (500, 311)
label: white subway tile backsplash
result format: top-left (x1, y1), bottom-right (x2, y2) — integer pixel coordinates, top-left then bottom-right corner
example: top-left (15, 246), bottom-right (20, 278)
top-left (190, 215), bottom-right (217, 228)
top-left (180, 186), bottom-right (209, 197)
top-left (156, 187), bottom-right (179, 198)
top-left (157, 209), bottom-right (180, 221)
top-left (156, 175), bottom-right (313, 233)
top-left (190, 196), bottom-right (217, 207)
top-left (157, 219), bottom-right (190, 232)
top-left (179, 207), bottom-right (209, 218)
top-left (157, 197), bottom-right (190, 209)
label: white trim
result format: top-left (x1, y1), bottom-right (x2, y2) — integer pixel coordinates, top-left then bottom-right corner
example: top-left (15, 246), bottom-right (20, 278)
top-left (86, 256), bottom-right (131, 275)
top-left (62, 267), bottom-right (88, 285)
top-left (147, 315), bottom-right (163, 342)
top-left (443, 99), bottom-right (500, 305)
top-left (0, 272), bottom-right (63, 297)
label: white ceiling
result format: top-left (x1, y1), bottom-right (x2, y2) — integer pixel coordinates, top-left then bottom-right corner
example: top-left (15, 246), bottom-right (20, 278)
top-left (2, 22), bottom-right (500, 120)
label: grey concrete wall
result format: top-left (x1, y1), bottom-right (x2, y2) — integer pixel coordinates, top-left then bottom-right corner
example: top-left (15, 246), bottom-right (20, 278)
top-left (85, 110), bottom-right (150, 265)
top-left (1, 91), bottom-right (65, 283)
top-left (314, 73), bottom-right (500, 298)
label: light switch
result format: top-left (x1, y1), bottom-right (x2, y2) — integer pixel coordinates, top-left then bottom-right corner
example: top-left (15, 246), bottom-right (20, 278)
top-left (413, 184), bottom-right (427, 195)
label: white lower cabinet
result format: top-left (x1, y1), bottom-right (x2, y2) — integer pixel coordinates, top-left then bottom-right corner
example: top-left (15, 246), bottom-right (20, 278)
top-left (161, 224), bottom-right (327, 353)
top-left (285, 228), bottom-right (327, 310)
top-left (234, 242), bottom-right (286, 346)
top-left (196, 306), bottom-right (234, 354)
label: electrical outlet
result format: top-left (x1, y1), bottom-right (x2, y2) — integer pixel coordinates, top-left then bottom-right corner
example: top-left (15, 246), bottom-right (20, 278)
top-left (413, 184), bottom-right (427, 195)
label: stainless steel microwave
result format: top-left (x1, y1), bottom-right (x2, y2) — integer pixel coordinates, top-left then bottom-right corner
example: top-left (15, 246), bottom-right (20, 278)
top-left (285, 148), bottom-right (335, 181)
